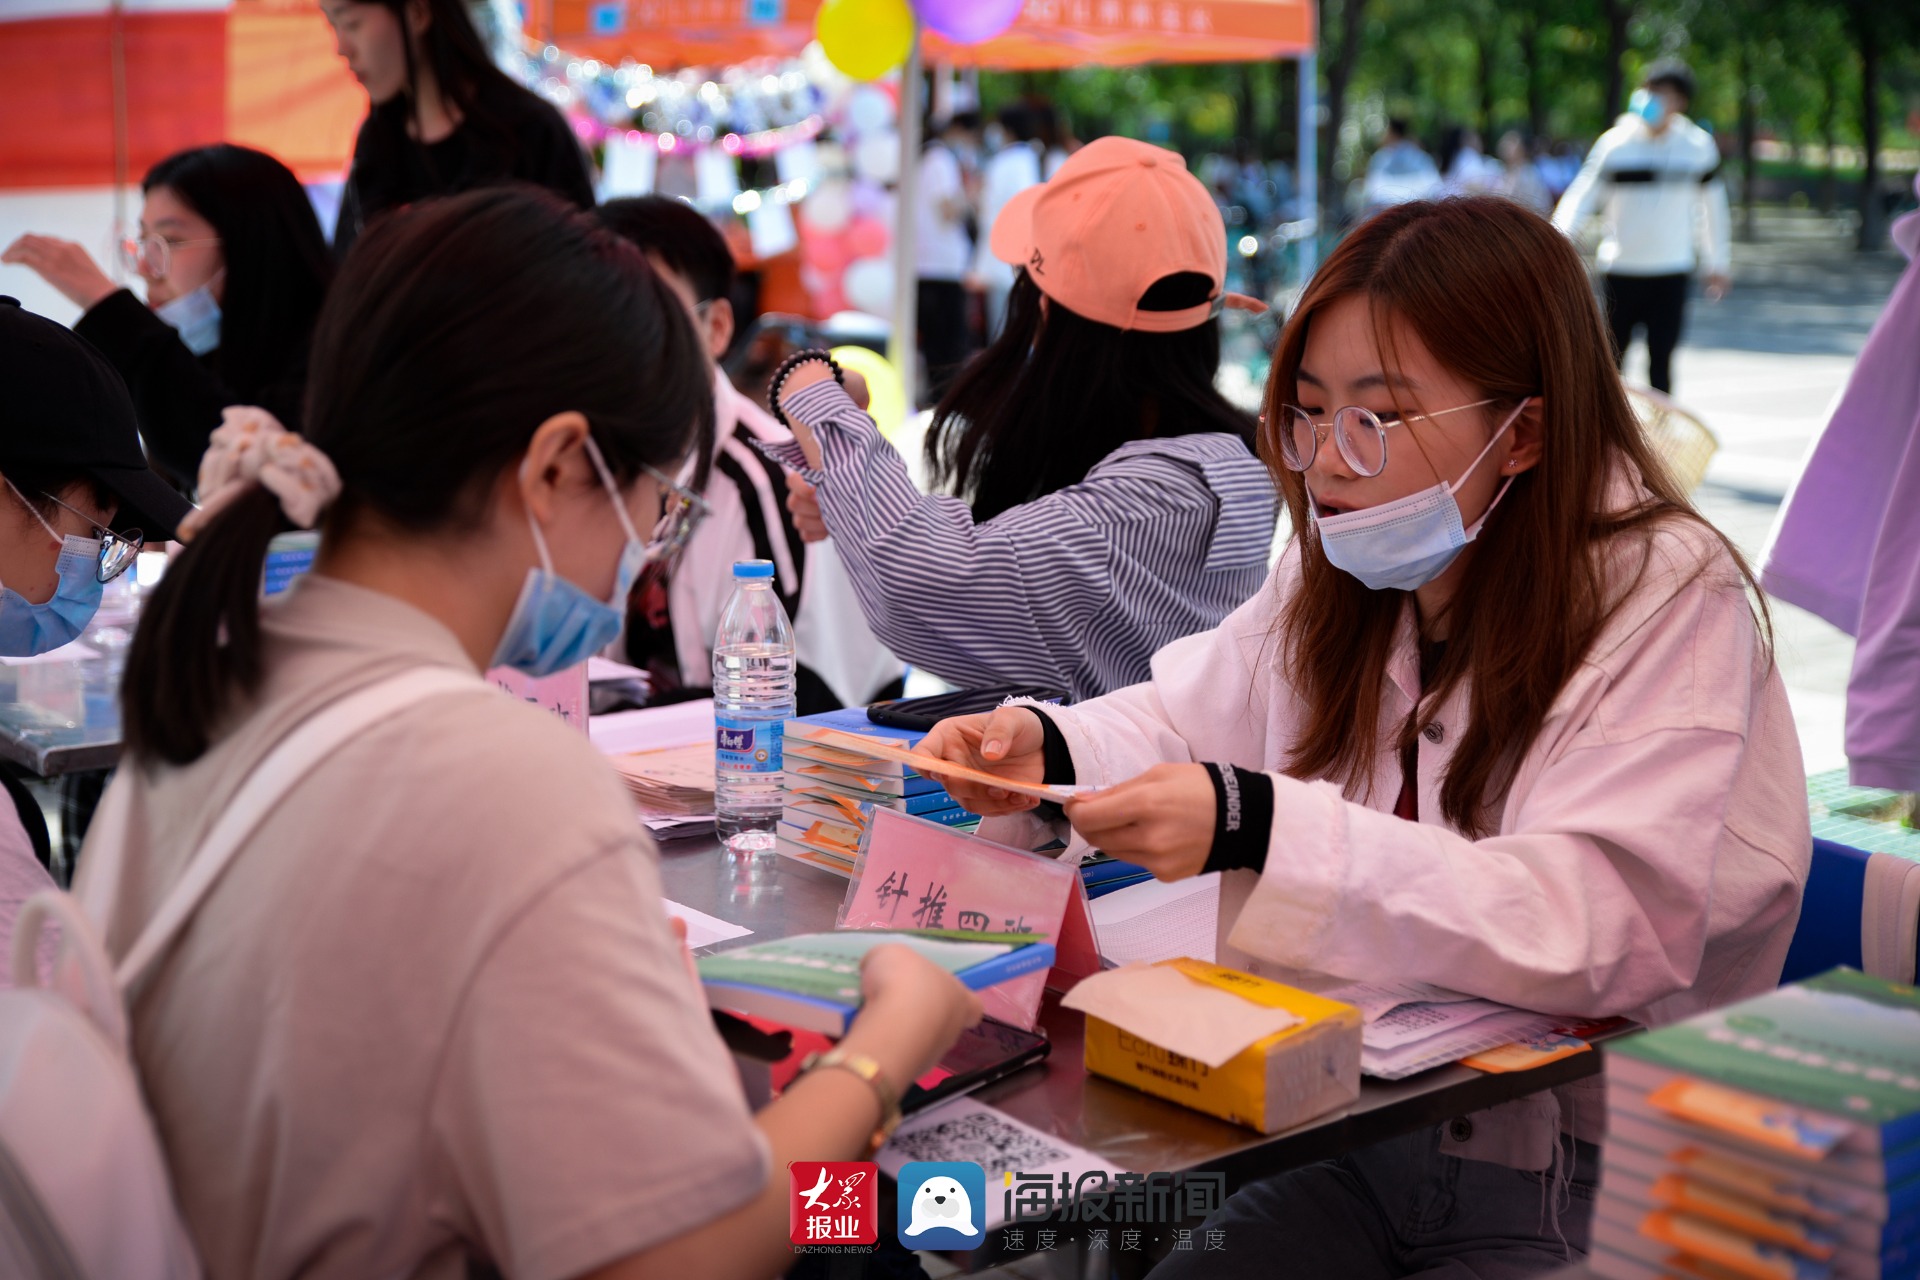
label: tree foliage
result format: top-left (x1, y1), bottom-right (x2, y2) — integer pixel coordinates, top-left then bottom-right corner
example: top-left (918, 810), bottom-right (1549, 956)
top-left (978, 0), bottom-right (1918, 242)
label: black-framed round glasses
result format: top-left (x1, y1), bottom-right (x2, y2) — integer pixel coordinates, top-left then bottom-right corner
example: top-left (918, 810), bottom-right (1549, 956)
top-left (642, 464), bottom-right (710, 566)
top-left (1276, 398), bottom-right (1497, 478)
top-left (38, 491), bottom-right (143, 582)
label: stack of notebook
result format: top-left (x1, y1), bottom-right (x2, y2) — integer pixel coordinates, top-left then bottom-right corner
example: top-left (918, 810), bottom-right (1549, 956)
top-left (1592, 967), bottom-right (1920, 1280)
top-left (776, 708), bottom-right (976, 876)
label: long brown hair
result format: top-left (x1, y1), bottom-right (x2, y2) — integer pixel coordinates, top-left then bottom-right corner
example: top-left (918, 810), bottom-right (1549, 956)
top-left (1263, 196), bottom-right (1766, 836)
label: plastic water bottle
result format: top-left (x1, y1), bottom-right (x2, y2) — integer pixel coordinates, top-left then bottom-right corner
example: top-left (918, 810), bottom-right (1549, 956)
top-left (713, 559), bottom-right (796, 855)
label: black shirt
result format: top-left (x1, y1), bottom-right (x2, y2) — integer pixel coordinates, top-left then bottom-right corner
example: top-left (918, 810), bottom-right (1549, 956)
top-left (334, 86), bottom-right (595, 256)
top-left (73, 289), bottom-right (310, 489)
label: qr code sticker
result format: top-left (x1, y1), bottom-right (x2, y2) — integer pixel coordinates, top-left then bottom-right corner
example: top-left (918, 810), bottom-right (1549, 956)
top-left (887, 1109), bottom-right (1071, 1179)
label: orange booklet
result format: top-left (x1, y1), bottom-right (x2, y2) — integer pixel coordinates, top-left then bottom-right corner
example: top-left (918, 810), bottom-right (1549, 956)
top-left (810, 727), bottom-right (1094, 804)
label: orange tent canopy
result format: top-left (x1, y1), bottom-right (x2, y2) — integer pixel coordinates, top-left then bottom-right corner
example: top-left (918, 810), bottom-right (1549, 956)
top-left (0, 0), bottom-right (364, 190)
top-left (532, 0), bottom-right (1313, 70)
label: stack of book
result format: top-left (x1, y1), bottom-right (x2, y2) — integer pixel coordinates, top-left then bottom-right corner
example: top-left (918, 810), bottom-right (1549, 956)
top-left (1592, 967), bottom-right (1920, 1280)
top-left (776, 708), bottom-right (976, 876)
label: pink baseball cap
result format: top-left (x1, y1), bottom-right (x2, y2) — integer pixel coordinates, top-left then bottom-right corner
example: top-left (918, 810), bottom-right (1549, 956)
top-left (990, 135), bottom-right (1258, 333)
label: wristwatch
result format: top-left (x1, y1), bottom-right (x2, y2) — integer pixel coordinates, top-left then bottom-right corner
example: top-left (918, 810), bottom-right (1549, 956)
top-left (801, 1047), bottom-right (903, 1155)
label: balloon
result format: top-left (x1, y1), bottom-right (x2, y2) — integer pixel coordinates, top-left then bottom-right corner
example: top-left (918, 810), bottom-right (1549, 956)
top-left (799, 179), bottom-right (853, 233)
top-left (915, 0), bottom-right (1022, 44)
top-left (801, 231), bottom-right (851, 274)
top-left (845, 215), bottom-right (889, 259)
top-left (831, 344), bottom-right (909, 441)
top-left (853, 131), bottom-right (901, 184)
top-left (847, 84), bottom-right (896, 135)
top-left (813, 284), bottom-right (848, 317)
top-left (816, 0), bottom-right (915, 82)
top-left (842, 256), bottom-right (894, 316)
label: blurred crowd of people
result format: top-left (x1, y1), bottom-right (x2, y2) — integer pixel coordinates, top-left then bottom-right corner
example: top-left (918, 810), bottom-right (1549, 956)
top-left (1362, 117), bottom-right (1588, 217)
top-left (914, 98), bottom-right (1080, 402)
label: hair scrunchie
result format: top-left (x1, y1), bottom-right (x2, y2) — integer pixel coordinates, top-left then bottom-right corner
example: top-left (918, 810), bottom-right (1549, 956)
top-left (176, 406), bottom-right (342, 542)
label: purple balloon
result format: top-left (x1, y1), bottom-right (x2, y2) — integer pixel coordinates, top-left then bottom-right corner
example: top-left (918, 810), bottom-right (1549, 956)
top-left (915, 0), bottom-right (1023, 44)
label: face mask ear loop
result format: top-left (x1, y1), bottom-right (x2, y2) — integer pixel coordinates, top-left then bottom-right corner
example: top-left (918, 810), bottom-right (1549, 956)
top-left (518, 457), bottom-right (560, 578)
top-left (1446, 400), bottom-right (1531, 499)
top-left (4, 478), bottom-right (64, 548)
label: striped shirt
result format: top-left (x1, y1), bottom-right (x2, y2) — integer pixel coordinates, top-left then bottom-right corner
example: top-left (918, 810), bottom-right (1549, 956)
top-left (765, 379), bottom-right (1278, 702)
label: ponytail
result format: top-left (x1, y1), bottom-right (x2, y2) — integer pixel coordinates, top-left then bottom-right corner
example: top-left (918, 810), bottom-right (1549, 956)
top-left (123, 487), bottom-right (288, 765)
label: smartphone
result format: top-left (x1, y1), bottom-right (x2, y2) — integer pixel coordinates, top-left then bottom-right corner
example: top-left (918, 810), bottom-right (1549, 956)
top-left (901, 1017), bottom-right (1052, 1114)
top-left (866, 686), bottom-right (1067, 732)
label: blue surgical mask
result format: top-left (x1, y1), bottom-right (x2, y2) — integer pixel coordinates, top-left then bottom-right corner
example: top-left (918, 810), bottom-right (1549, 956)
top-left (489, 436), bottom-right (647, 677)
top-left (1311, 402), bottom-right (1528, 593)
top-left (0, 535), bottom-right (104, 656)
top-left (1629, 89), bottom-right (1668, 127)
top-left (155, 280), bottom-right (222, 356)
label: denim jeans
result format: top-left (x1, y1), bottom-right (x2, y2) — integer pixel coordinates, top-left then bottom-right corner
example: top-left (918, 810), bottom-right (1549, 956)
top-left (1147, 1125), bottom-right (1599, 1280)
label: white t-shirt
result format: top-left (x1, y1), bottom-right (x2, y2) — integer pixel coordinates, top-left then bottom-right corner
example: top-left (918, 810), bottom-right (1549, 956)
top-left (971, 143), bottom-right (1043, 291)
top-left (916, 144), bottom-right (972, 281)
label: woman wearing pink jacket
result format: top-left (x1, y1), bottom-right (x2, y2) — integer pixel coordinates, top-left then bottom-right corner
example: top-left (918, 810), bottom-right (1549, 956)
top-left (926, 196), bottom-right (1810, 1278)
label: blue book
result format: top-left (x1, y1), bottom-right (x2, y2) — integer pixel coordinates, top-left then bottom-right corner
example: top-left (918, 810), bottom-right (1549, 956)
top-left (699, 930), bottom-right (1056, 1036)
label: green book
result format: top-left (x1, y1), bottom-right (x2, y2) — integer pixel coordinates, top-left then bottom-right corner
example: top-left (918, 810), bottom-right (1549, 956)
top-left (698, 929), bottom-right (1054, 1036)
top-left (1610, 968), bottom-right (1920, 1165)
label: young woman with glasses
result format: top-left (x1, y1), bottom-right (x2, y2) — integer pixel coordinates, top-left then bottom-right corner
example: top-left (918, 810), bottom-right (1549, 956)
top-left (0, 297), bottom-right (189, 984)
top-left (922, 196), bottom-right (1809, 1277)
top-left (77, 189), bottom-right (978, 1280)
top-left (3, 144), bottom-right (332, 488)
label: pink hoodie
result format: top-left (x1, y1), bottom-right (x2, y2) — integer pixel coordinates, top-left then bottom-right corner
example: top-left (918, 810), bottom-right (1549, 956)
top-left (998, 500), bottom-right (1809, 1167)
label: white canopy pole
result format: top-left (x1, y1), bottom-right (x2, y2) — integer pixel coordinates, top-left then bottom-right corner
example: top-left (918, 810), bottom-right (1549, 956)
top-left (888, 30), bottom-right (924, 407)
top-left (1297, 52), bottom-right (1319, 280)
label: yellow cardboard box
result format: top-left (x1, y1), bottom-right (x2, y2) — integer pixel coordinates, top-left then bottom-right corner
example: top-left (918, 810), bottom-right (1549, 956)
top-left (1080, 959), bottom-right (1363, 1134)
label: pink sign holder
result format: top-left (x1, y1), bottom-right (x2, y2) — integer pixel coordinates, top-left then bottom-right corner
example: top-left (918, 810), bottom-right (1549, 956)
top-left (838, 808), bottom-right (1101, 1031)
top-left (487, 663), bottom-right (589, 735)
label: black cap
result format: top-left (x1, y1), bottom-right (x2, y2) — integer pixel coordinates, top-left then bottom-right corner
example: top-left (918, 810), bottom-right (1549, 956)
top-left (0, 296), bottom-right (192, 542)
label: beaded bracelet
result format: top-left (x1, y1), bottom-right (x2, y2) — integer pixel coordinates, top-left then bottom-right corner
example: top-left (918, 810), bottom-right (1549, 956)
top-left (767, 348), bottom-right (844, 428)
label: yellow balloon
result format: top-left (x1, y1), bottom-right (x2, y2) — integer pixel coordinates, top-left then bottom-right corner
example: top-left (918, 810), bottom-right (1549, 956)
top-left (830, 344), bottom-right (909, 442)
top-left (816, 0), bottom-right (915, 82)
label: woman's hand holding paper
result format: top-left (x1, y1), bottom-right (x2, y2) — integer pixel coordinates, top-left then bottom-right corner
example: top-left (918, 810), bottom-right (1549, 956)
top-left (920, 707), bottom-right (1049, 815)
top-left (1063, 764), bottom-right (1215, 882)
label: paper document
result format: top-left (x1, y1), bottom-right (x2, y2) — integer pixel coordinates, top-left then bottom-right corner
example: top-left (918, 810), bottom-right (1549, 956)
top-left (1088, 873), bottom-right (1218, 965)
top-left (1314, 979), bottom-right (1478, 1024)
top-left (663, 899), bottom-right (752, 950)
top-left (810, 727), bottom-right (1093, 804)
top-left (586, 656), bottom-right (650, 685)
top-left (1360, 1006), bottom-right (1563, 1080)
top-left (611, 742), bottom-right (715, 814)
top-left (879, 1099), bottom-right (1125, 1231)
top-left (590, 700), bottom-right (714, 756)
top-left (641, 813), bottom-right (714, 841)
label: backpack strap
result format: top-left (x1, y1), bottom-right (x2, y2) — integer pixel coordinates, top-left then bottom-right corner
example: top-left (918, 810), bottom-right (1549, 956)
top-left (96, 667), bottom-right (488, 994)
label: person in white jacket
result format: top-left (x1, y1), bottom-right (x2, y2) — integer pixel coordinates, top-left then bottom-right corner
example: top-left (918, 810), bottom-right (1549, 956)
top-left (1553, 60), bottom-right (1731, 395)
top-left (925, 196), bottom-right (1809, 1278)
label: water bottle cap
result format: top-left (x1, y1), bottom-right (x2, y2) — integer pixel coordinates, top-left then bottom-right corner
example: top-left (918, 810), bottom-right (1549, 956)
top-left (732, 559), bottom-right (776, 580)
